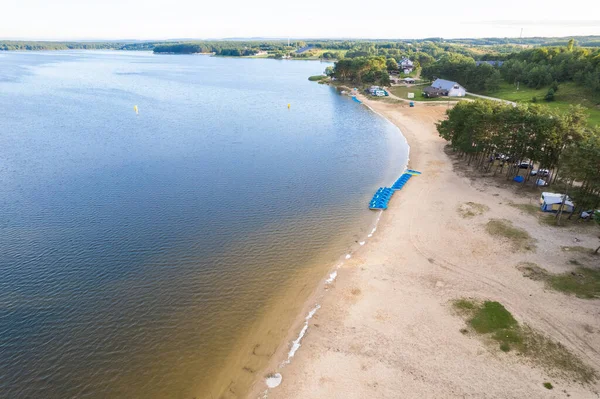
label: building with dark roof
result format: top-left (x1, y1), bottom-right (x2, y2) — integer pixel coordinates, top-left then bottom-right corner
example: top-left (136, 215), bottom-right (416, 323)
top-left (422, 86), bottom-right (445, 98)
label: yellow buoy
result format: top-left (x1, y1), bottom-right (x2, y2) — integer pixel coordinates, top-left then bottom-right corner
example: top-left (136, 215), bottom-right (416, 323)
top-left (134, 105), bottom-right (139, 115)
top-left (287, 103), bottom-right (290, 109)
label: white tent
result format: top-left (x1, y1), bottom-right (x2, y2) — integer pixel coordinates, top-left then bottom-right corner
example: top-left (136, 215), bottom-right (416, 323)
top-left (540, 192), bottom-right (574, 212)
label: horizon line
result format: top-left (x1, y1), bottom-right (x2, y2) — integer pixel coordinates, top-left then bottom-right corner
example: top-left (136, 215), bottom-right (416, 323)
top-left (2, 34), bottom-right (600, 43)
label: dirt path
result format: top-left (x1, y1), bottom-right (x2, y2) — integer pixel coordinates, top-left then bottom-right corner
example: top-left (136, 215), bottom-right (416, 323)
top-left (466, 92), bottom-right (517, 105)
top-left (248, 98), bottom-right (600, 399)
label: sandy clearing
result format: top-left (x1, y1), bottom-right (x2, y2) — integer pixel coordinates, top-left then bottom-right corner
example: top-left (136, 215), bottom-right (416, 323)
top-left (248, 95), bottom-right (600, 399)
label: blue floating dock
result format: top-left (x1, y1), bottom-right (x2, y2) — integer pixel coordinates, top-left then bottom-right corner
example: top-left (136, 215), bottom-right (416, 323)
top-left (392, 173), bottom-right (412, 190)
top-left (368, 170), bottom-right (422, 210)
top-left (369, 187), bottom-right (394, 210)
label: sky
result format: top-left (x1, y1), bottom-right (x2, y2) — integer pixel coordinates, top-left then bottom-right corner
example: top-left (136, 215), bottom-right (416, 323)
top-left (2, 0), bottom-right (599, 40)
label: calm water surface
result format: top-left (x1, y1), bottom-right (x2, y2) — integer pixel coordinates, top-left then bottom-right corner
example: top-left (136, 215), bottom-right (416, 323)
top-left (0, 51), bottom-right (408, 398)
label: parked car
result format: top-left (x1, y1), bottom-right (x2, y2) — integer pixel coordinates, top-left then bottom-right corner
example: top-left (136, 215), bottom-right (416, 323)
top-left (581, 210), bottom-right (600, 220)
top-left (530, 169), bottom-right (550, 177)
top-left (516, 161), bottom-right (532, 169)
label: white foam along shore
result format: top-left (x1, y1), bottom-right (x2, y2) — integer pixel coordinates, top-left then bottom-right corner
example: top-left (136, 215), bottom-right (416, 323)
top-left (325, 270), bottom-right (337, 284)
top-left (285, 304), bottom-right (321, 364)
top-left (263, 206), bottom-right (386, 393)
top-left (261, 95), bottom-right (411, 395)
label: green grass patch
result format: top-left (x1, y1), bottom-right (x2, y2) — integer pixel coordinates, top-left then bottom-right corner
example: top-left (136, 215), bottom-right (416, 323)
top-left (453, 298), bottom-right (477, 311)
top-left (508, 203), bottom-right (587, 228)
top-left (543, 382), bottom-right (553, 389)
top-left (470, 301), bottom-right (518, 334)
top-left (538, 214), bottom-right (569, 227)
top-left (522, 326), bottom-right (597, 383)
top-left (474, 82), bottom-right (600, 127)
top-left (308, 75), bottom-right (326, 82)
top-left (457, 202), bottom-right (489, 218)
top-left (372, 97), bottom-right (403, 104)
top-left (452, 299), bottom-right (597, 383)
top-left (517, 262), bottom-right (600, 299)
top-left (389, 85), bottom-right (458, 102)
top-left (297, 48), bottom-right (347, 60)
top-left (516, 262), bottom-right (549, 281)
top-left (539, 214), bottom-right (600, 228)
top-left (547, 267), bottom-right (600, 299)
top-left (485, 219), bottom-right (536, 251)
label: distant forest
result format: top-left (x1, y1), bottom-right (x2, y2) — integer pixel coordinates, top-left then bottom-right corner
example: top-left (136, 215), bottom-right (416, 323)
top-left (2, 35), bottom-right (600, 53)
top-left (0, 41), bottom-right (160, 51)
top-left (3, 36), bottom-right (599, 96)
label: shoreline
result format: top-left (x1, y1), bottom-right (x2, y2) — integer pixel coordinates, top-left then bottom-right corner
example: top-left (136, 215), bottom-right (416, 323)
top-left (247, 91), bottom-right (600, 398)
top-left (245, 92), bottom-right (421, 398)
top-left (198, 90), bottom-right (407, 399)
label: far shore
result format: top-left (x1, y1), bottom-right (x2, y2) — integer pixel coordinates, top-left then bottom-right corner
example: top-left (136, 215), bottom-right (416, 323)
top-left (247, 91), bottom-right (600, 398)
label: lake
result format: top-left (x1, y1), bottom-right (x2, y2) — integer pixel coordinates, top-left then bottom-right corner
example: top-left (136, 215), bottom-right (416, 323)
top-left (0, 51), bottom-right (408, 398)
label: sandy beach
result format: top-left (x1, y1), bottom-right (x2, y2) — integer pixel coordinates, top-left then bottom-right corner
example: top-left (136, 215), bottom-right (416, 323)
top-left (248, 94), bottom-right (600, 398)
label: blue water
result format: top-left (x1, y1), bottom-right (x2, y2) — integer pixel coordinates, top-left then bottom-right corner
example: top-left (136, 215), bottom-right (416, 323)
top-left (0, 51), bottom-right (408, 398)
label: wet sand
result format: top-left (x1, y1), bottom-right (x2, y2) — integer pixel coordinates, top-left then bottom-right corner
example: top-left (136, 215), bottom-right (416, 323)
top-left (248, 95), bottom-right (600, 398)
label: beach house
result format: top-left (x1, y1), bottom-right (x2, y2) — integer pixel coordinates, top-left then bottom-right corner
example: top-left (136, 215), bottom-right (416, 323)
top-left (398, 57), bottom-right (414, 74)
top-left (430, 79), bottom-right (466, 97)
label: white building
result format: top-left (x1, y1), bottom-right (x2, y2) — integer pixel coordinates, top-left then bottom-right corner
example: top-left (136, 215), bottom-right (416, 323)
top-left (398, 57), bottom-right (414, 74)
top-left (431, 78), bottom-right (466, 97)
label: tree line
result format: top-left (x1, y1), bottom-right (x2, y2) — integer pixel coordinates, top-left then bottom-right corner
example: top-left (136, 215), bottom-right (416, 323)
top-left (0, 38), bottom-right (512, 67)
top-left (331, 57), bottom-right (390, 86)
top-left (422, 53), bottom-right (503, 92)
top-left (0, 41), bottom-right (124, 51)
top-left (421, 40), bottom-right (600, 96)
top-left (438, 100), bottom-right (600, 212)
top-left (152, 41), bottom-right (295, 55)
top-left (149, 40), bottom-right (457, 64)
top-left (500, 42), bottom-right (600, 92)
